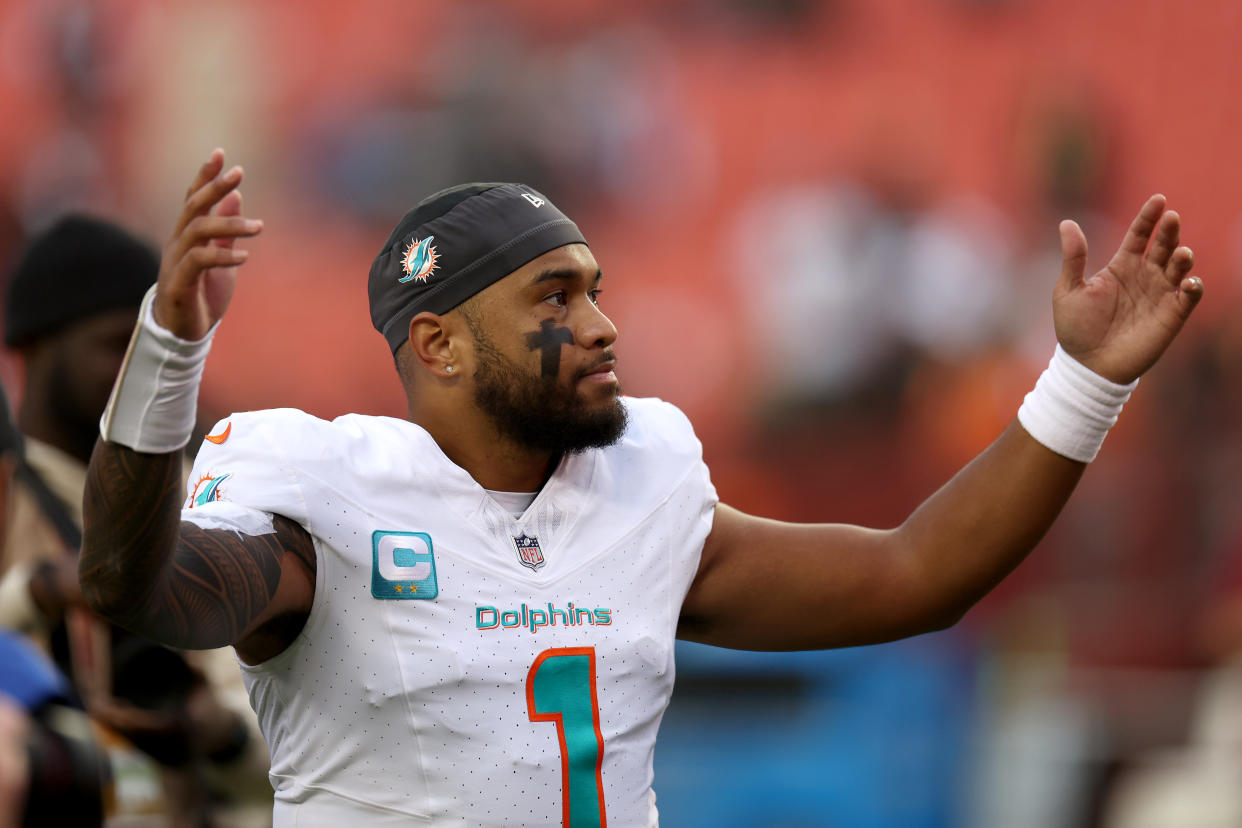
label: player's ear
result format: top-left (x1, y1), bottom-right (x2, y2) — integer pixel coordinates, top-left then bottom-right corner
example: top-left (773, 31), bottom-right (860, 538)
top-left (408, 312), bottom-right (462, 379)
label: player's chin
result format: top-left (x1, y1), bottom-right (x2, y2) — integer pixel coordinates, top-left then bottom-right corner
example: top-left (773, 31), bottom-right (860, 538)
top-left (575, 375), bottom-right (622, 406)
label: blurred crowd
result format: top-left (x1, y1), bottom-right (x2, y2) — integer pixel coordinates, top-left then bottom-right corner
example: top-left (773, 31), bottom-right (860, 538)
top-left (1, 0), bottom-right (1241, 826)
top-left (0, 215), bottom-right (271, 826)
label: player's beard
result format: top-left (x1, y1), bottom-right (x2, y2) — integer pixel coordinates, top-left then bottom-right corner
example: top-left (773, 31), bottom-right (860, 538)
top-left (470, 332), bottom-right (628, 456)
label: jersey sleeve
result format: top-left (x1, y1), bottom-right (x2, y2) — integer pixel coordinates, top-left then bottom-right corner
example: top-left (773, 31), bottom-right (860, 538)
top-left (180, 410), bottom-right (314, 537)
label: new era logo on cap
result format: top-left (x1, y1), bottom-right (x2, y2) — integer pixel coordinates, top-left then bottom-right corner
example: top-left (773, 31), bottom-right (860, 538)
top-left (521, 193), bottom-right (545, 208)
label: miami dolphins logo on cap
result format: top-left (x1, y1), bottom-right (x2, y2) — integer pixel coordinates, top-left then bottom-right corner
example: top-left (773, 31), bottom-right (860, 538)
top-left (400, 236), bottom-right (439, 283)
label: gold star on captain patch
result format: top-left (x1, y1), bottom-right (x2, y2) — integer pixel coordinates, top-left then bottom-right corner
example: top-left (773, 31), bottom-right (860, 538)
top-left (394, 585), bottom-right (403, 593)
top-left (409, 585), bottom-right (417, 592)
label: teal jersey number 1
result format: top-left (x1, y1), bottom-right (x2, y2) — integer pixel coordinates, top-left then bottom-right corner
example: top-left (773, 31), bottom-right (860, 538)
top-left (526, 647), bottom-right (607, 827)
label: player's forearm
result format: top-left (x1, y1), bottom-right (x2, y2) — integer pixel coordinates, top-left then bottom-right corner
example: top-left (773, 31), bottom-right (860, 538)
top-left (892, 419), bottom-right (1084, 628)
top-left (684, 429), bottom-right (1082, 651)
top-left (79, 438), bottom-right (185, 627)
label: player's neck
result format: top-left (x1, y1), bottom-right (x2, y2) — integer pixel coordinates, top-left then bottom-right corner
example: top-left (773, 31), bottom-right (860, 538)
top-left (413, 407), bottom-right (557, 493)
top-left (440, 428), bottom-right (557, 492)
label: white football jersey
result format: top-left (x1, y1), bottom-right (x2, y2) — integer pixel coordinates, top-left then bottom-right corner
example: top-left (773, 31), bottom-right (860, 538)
top-left (181, 397), bottom-right (717, 827)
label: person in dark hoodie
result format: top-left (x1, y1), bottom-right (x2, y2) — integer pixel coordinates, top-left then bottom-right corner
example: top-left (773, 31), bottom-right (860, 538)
top-left (0, 379), bottom-right (107, 827)
top-left (0, 214), bottom-right (267, 825)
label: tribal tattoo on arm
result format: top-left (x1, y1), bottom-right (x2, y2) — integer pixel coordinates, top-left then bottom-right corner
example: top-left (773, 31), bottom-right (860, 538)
top-left (80, 440), bottom-right (315, 654)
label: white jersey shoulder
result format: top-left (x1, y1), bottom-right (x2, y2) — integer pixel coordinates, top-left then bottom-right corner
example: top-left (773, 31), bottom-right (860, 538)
top-left (180, 397), bottom-right (717, 827)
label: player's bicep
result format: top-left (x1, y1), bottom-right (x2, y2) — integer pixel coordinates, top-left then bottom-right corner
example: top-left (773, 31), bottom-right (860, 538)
top-left (139, 513), bottom-right (315, 661)
top-left (678, 503), bottom-right (922, 651)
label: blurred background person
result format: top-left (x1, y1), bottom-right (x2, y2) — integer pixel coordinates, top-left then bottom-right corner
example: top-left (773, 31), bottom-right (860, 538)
top-left (0, 377), bottom-right (107, 827)
top-left (0, 214), bottom-right (270, 826)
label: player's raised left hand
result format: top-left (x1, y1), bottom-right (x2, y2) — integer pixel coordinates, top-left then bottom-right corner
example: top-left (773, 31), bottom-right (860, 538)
top-left (1052, 194), bottom-right (1203, 383)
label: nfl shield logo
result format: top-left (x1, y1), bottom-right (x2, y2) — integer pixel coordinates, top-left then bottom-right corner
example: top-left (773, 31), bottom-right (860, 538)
top-left (513, 534), bottom-right (545, 571)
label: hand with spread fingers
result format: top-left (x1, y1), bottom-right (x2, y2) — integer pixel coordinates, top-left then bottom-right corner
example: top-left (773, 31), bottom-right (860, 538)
top-left (1053, 194), bottom-right (1204, 384)
top-left (152, 149), bottom-right (263, 341)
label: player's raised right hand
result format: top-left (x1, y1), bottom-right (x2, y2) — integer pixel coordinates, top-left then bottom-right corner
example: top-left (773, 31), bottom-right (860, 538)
top-left (152, 148), bottom-right (263, 341)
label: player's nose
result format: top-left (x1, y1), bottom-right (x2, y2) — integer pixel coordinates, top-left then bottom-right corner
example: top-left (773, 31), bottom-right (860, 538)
top-left (578, 300), bottom-right (618, 349)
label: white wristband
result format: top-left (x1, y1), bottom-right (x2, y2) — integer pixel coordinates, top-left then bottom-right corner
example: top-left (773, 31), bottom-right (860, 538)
top-left (1017, 344), bottom-right (1138, 463)
top-left (99, 285), bottom-right (217, 453)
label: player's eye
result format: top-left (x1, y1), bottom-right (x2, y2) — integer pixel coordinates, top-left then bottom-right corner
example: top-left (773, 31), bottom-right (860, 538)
top-left (588, 289), bottom-right (602, 306)
top-left (543, 291), bottom-right (568, 308)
